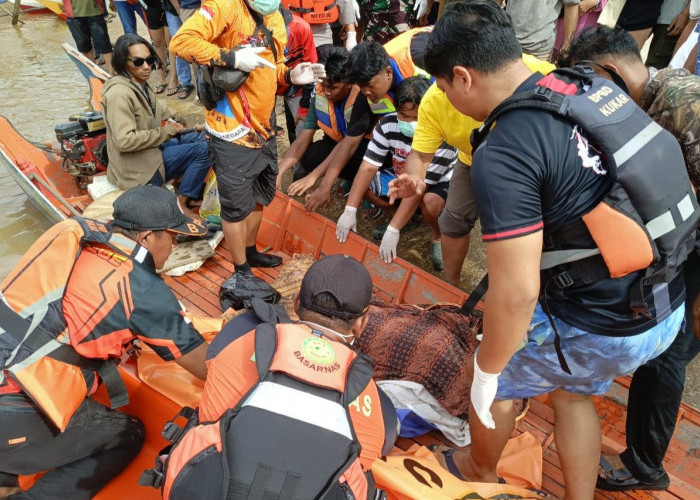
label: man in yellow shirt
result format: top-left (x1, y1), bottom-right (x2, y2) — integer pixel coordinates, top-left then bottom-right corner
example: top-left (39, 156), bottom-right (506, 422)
top-left (394, 53), bottom-right (554, 287)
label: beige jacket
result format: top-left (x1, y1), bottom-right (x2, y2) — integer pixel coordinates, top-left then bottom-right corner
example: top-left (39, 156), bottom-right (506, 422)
top-left (101, 75), bottom-right (182, 189)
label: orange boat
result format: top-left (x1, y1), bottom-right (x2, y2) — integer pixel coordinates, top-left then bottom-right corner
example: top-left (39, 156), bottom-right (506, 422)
top-left (1, 51), bottom-right (699, 500)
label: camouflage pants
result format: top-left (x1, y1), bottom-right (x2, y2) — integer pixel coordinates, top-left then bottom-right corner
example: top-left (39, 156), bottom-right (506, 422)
top-left (361, 0), bottom-right (411, 44)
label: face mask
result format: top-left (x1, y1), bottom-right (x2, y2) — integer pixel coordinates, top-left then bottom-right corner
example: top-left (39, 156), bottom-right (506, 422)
top-left (397, 119), bottom-right (417, 138)
top-left (248, 0), bottom-right (280, 15)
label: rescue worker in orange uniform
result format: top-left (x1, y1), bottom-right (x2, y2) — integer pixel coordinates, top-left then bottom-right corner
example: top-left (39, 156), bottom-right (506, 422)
top-left (170, 255), bottom-right (398, 498)
top-left (0, 186), bottom-right (209, 499)
top-left (170, 0), bottom-right (325, 283)
top-left (302, 26), bottom-right (432, 213)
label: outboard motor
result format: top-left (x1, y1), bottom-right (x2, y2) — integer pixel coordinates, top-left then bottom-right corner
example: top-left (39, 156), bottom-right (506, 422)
top-left (54, 111), bottom-right (108, 189)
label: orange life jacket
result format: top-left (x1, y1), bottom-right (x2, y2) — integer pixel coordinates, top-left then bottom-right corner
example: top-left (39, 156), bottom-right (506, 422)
top-left (0, 218), bottom-right (140, 431)
top-left (281, 0), bottom-right (338, 24)
top-left (145, 323), bottom-right (381, 500)
top-left (315, 83), bottom-right (362, 142)
top-left (370, 26), bottom-right (433, 116)
top-left (383, 26), bottom-right (432, 82)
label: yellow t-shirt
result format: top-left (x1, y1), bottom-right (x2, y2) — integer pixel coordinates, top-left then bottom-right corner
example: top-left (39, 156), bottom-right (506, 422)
top-left (413, 53), bottom-right (556, 165)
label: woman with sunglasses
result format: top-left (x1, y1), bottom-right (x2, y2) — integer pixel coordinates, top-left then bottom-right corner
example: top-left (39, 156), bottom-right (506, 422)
top-left (101, 33), bottom-right (211, 217)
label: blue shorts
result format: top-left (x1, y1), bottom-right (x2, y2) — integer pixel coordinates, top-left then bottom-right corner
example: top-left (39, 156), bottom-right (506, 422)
top-left (369, 169), bottom-right (396, 197)
top-left (495, 303), bottom-right (684, 399)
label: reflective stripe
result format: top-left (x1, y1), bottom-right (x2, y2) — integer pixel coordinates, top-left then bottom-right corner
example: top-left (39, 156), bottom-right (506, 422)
top-left (646, 211), bottom-right (676, 240)
top-left (678, 193), bottom-right (695, 222)
top-left (134, 246), bottom-right (148, 264)
top-left (613, 121), bottom-right (663, 167)
top-left (540, 248), bottom-right (601, 270)
top-left (242, 381), bottom-right (353, 440)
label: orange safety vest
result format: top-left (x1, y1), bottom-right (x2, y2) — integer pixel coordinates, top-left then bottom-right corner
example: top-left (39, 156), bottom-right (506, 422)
top-left (369, 27), bottom-right (433, 116)
top-left (315, 83), bottom-right (362, 142)
top-left (281, 0), bottom-right (338, 24)
top-left (0, 218), bottom-right (139, 431)
top-left (147, 323), bottom-right (383, 499)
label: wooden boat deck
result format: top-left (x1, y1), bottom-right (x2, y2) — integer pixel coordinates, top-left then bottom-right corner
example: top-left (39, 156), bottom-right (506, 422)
top-left (3, 113), bottom-right (700, 499)
top-left (162, 236), bottom-right (700, 500)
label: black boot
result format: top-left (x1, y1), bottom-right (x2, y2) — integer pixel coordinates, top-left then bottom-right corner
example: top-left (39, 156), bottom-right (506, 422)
top-left (245, 246), bottom-right (282, 268)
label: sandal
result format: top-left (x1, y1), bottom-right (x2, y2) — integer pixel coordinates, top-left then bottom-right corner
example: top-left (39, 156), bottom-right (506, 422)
top-left (177, 84), bottom-right (195, 100)
top-left (428, 444), bottom-right (508, 484)
top-left (430, 241), bottom-right (443, 271)
top-left (596, 455), bottom-right (670, 492)
top-left (165, 86), bottom-right (179, 97)
top-left (153, 84), bottom-right (168, 94)
top-left (428, 444), bottom-right (468, 481)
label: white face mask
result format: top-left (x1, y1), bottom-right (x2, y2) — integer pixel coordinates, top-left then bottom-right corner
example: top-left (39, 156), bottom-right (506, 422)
top-left (302, 321), bottom-right (356, 346)
top-left (397, 119), bottom-right (417, 138)
top-left (248, 0), bottom-right (280, 15)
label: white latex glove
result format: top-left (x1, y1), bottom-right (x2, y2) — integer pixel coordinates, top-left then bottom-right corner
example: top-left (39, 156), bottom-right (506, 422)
top-left (379, 225), bottom-right (400, 263)
top-left (290, 63), bottom-right (326, 85)
top-left (336, 206), bottom-right (358, 242)
top-left (345, 31), bottom-right (358, 51)
top-left (413, 0), bottom-right (428, 19)
top-left (471, 356), bottom-right (501, 430)
top-left (352, 0), bottom-right (361, 21)
top-left (233, 46), bottom-right (275, 72)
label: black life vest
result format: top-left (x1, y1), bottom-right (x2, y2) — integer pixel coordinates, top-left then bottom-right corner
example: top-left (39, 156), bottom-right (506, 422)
top-left (471, 66), bottom-right (700, 319)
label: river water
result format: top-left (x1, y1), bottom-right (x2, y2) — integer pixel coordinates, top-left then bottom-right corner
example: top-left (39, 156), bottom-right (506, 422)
top-left (0, 14), bottom-right (95, 278)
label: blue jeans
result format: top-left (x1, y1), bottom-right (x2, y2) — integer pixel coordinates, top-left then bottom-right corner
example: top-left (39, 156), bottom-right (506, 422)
top-left (165, 11), bottom-right (192, 86)
top-left (149, 131), bottom-right (210, 199)
top-left (114, 1), bottom-right (144, 34)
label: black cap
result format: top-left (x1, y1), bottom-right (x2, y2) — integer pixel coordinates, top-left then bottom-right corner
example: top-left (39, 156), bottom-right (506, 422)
top-left (299, 255), bottom-right (373, 320)
top-left (111, 185), bottom-right (208, 236)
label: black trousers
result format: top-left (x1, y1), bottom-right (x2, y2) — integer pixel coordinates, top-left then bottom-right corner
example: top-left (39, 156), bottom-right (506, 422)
top-left (0, 395), bottom-right (144, 499)
top-left (621, 251), bottom-right (700, 482)
top-left (294, 136), bottom-right (370, 183)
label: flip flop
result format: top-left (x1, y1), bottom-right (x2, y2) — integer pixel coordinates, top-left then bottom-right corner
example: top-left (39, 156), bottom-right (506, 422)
top-left (153, 84), bottom-right (167, 95)
top-left (165, 86), bottom-right (179, 97)
top-left (428, 444), bottom-right (467, 481)
top-left (596, 455), bottom-right (670, 492)
top-left (177, 84), bottom-right (195, 100)
top-left (428, 444), bottom-right (508, 484)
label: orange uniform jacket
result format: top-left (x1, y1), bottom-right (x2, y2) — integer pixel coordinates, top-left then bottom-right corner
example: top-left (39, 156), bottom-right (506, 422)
top-left (170, 0), bottom-right (289, 147)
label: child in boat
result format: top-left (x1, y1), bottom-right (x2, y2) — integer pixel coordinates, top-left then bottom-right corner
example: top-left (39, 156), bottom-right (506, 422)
top-left (335, 76), bottom-right (456, 271)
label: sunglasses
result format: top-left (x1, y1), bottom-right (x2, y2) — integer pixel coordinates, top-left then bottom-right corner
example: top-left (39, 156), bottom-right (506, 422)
top-left (129, 56), bottom-right (157, 67)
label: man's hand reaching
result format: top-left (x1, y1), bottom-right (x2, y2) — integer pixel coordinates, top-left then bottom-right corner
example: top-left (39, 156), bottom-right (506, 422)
top-left (388, 173), bottom-right (426, 205)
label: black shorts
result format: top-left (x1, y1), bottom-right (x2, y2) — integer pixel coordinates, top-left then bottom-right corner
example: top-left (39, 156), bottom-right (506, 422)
top-left (296, 136), bottom-right (370, 182)
top-left (208, 136), bottom-right (278, 223)
top-left (66, 15), bottom-right (113, 55)
top-left (617, 0), bottom-right (663, 31)
top-left (425, 180), bottom-right (449, 202)
top-left (141, 0), bottom-right (165, 30)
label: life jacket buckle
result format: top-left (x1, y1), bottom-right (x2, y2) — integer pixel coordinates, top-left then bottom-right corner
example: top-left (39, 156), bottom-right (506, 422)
top-left (552, 271), bottom-right (574, 289)
top-left (138, 457), bottom-right (166, 488)
top-left (162, 421), bottom-right (186, 444)
top-left (124, 342), bottom-right (142, 359)
top-left (533, 85), bottom-right (555, 101)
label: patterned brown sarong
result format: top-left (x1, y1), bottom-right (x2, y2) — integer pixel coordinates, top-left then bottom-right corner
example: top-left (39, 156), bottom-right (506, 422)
top-left (355, 302), bottom-right (483, 420)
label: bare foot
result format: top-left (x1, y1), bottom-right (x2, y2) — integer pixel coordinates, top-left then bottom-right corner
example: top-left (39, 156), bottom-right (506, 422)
top-left (176, 194), bottom-right (202, 220)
